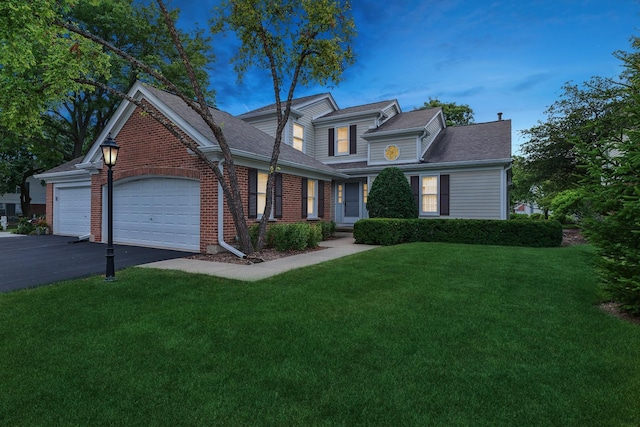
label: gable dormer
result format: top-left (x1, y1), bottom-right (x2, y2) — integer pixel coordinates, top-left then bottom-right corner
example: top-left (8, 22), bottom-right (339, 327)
top-left (311, 99), bottom-right (400, 164)
top-left (238, 93), bottom-right (338, 156)
top-left (362, 108), bottom-right (445, 166)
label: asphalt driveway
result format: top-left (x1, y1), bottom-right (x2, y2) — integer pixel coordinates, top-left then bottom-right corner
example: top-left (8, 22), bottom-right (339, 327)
top-left (0, 234), bottom-right (193, 292)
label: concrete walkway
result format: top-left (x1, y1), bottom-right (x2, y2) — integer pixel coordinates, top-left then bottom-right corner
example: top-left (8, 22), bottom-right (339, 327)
top-left (0, 231), bottom-right (21, 238)
top-left (140, 233), bottom-right (378, 281)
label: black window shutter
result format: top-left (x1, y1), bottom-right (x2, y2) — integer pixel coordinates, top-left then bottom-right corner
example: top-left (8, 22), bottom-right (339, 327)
top-left (410, 176), bottom-right (419, 212)
top-left (440, 174), bottom-right (450, 216)
top-left (349, 124), bottom-right (357, 154)
top-left (274, 173), bottom-right (283, 219)
top-left (301, 178), bottom-right (308, 217)
top-left (328, 128), bottom-right (335, 157)
top-left (318, 180), bottom-right (325, 218)
top-left (248, 168), bottom-right (258, 219)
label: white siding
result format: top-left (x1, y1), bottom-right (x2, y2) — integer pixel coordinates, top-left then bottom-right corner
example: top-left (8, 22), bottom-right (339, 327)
top-left (369, 136), bottom-right (418, 164)
top-left (245, 118), bottom-right (278, 139)
top-left (293, 98), bottom-right (336, 156)
top-left (313, 118), bottom-right (372, 164)
top-left (421, 118), bottom-right (444, 155)
top-left (449, 169), bottom-right (502, 219)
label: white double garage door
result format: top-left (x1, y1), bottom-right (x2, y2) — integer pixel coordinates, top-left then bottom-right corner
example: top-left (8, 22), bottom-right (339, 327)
top-left (54, 177), bottom-right (200, 251)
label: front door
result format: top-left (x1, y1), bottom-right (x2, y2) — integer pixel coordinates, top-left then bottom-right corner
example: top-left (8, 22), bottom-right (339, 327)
top-left (344, 182), bottom-right (360, 222)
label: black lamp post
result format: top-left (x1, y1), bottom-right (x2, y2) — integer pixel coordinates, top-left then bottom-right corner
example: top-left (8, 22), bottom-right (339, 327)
top-left (100, 134), bottom-right (120, 281)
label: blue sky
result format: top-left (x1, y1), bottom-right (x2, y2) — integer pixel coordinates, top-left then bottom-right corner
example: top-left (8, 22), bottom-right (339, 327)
top-left (175, 0), bottom-right (640, 153)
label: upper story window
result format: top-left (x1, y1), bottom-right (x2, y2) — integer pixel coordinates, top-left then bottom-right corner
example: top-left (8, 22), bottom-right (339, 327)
top-left (328, 125), bottom-right (357, 157)
top-left (336, 126), bottom-right (349, 155)
top-left (293, 123), bottom-right (304, 152)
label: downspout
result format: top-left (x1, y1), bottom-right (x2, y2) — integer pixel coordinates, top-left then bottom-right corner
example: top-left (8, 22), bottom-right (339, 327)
top-left (217, 160), bottom-right (247, 258)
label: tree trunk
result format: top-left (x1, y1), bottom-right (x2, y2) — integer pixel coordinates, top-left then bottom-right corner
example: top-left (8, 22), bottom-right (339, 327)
top-left (19, 178), bottom-right (31, 218)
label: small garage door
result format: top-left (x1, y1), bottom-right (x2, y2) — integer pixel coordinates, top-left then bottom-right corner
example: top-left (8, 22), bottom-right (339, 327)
top-left (54, 185), bottom-right (91, 236)
top-left (107, 177), bottom-right (200, 251)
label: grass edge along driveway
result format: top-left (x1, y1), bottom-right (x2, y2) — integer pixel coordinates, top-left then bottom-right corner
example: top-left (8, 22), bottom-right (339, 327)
top-left (1, 243), bottom-right (639, 426)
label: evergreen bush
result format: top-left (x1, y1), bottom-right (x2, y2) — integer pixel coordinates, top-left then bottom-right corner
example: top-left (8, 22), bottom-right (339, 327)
top-left (366, 167), bottom-right (418, 219)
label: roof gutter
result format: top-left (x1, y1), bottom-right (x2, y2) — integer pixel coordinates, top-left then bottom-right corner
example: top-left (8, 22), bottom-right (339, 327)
top-left (217, 160), bottom-right (247, 259)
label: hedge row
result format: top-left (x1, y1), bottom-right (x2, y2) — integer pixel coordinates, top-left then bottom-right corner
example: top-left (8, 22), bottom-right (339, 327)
top-left (353, 218), bottom-right (563, 247)
top-left (249, 221), bottom-right (336, 251)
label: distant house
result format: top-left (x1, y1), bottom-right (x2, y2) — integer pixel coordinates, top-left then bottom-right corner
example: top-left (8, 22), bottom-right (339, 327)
top-left (36, 81), bottom-right (512, 253)
top-left (0, 176), bottom-right (46, 218)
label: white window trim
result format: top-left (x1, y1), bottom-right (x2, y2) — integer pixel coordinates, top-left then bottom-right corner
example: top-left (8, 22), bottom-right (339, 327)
top-left (307, 179), bottom-right (319, 219)
top-left (335, 125), bottom-right (349, 156)
top-left (257, 171), bottom-right (274, 220)
top-left (420, 174), bottom-right (439, 216)
top-left (292, 122), bottom-right (305, 152)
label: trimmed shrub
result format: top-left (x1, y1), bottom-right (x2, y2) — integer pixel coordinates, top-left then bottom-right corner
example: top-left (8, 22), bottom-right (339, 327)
top-left (307, 224), bottom-right (322, 248)
top-left (320, 220), bottom-right (336, 240)
top-left (250, 221), bottom-right (333, 252)
top-left (354, 218), bottom-right (563, 248)
top-left (366, 167), bottom-right (418, 218)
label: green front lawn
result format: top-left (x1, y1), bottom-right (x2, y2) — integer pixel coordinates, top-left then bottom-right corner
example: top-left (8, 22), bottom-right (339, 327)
top-left (1, 243), bottom-right (639, 426)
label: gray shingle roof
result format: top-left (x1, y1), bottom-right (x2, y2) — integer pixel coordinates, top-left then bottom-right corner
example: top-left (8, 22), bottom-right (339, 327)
top-left (423, 120), bottom-right (512, 163)
top-left (237, 93), bottom-right (332, 117)
top-left (145, 86), bottom-right (340, 176)
top-left (319, 99), bottom-right (396, 119)
top-left (42, 156), bottom-right (85, 174)
top-left (365, 108), bottom-right (441, 135)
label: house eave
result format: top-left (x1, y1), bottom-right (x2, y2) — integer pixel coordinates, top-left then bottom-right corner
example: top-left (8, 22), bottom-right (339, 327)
top-left (238, 107), bottom-right (304, 121)
top-left (312, 109), bottom-right (382, 124)
top-left (34, 169), bottom-right (91, 183)
top-left (362, 127), bottom-right (425, 140)
top-left (337, 158), bottom-right (512, 175)
top-left (198, 146), bottom-right (348, 179)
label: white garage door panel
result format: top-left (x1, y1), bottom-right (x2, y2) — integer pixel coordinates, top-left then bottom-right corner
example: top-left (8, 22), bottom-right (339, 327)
top-left (110, 178), bottom-right (200, 251)
top-left (55, 186), bottom-right (91, 236)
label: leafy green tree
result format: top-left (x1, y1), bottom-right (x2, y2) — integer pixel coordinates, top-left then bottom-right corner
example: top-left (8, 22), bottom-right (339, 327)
top-left (1, 0), bottom-right (214, 216)
top-left (0, 128), bottom-right (63, 217)
top-left (418, 98), bottom-right (474, 126)
top-left (366, 167), bottom-right (418, 219)
top-left (576, 38), bottom-right (640, 314)
top-left (211, 0), bottom-right (356, 250)
top-left (519, 77), bottom-right (626, 214)
top-left (0, 0), bottom-right (356, 254)
top-left (45, 0), bottom-right (215, 160)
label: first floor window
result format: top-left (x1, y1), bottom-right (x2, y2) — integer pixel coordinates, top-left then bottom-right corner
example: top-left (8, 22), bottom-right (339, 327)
top-left (257, 171), bottom-right (268, 217)
top-left (307, 179), bottom-right (316, 217)
top-left (337, 184), bottom-right (343, 203)
top-left (421, 176), bottom-right (438, 213)
top-left (302, 178), bottom-right (325, 219)
top-left (248, 169), bottom-right (283, 219)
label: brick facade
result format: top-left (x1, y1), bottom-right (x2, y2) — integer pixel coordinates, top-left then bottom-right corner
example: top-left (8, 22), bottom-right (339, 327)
top-left (88, 104), bottom-right (333, 253)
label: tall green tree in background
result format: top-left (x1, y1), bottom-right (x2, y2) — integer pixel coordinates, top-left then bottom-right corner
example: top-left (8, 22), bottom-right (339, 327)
top-left (418, 98), bottom-right (475, 126)
top-left (0, 0), bottom-right (214, 216)
top-left (0, 0), bottom-right (355, 254)
top-left (518, 77), bottom-right (626, 215)
top-left (576, 38), bottom-right (640, 314)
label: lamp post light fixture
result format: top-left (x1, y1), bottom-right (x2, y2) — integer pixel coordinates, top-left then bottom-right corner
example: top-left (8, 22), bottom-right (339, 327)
top-left (100, 134), bottom-right (120, 281)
